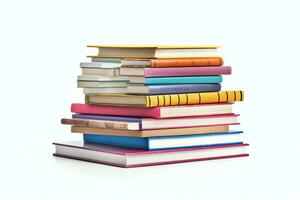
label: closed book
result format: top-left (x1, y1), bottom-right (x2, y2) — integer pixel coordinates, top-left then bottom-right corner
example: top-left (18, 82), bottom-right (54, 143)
top-left (87, 45), bottom-right (221, 59)
top-left (83, 87), bottom-right (127, 94)
top-left (78, 75), bottom-right (129, 82)
top-left (53, 142), bottom-right (249, 168)
top-left (120, 66), bottom-right (231, 77)
top-left (128, 75), bottom-right (222, 84)
top-left (69, 113), bottom-right (239, 130)
top-left (71, 103), bottom-right (233, 119)
top-left (127, 83), bottom-right (221, 94)
top-left (77, 81), bottom-right (128, 88)
top-left (82, 68), bottom-right (120, 76)
top-left (80, 62), bottom-right (121, 68)
top-left (83, 131), bottom-right (243, 150)
top-left (90, 58), bottom-right (122, 63)
top-left (122, 57), bottom-right (224, 67)
top-left (85, 90), bottom-right (244, 107)
top-left (71, 125), bottom-right (231, 137)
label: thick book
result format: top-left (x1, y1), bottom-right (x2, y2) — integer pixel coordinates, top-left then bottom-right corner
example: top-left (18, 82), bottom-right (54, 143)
top-left (77, 81), bottom-right (128, 88)
top-left (122, 57), bottom-right (224, 67)
top-left (80, 62), bottom-right (121, 68)
top-left (83, 87), bottom-right (127, 94)
top-left (78, 75), bottom-right (129, 82)
top-left (82, 68), bottom-right (120, 76)
top-left (53, 142), bottom-right (249, 168)
top-left (71, 125), bottom-right (231, 137)
top-left (71, 103), bottom-right (233, 119)
top-left (128, 75), bottom-right (222, 84)
top-left (83, 131), bottom-right (243, 150)
top-left (65, 113), bottom-right (239, 130)
top-left (85, 90), bottom-right (244, 107)
top-left (120, 66), bottom-right (231, 77)
top-left (127, 83), bottom-right (221, 94)
top-left (87, 45), bottom-right (221, 59)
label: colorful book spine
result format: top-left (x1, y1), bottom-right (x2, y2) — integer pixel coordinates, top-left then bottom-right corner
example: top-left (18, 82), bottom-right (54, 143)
top-left (145, 90), bottom-right (244, 107)
top-left (143, 76), bottom-right (222, 85)
top-left (143, 66), bottom-right (231, 77)
top-left (128, 83), bottom-right (221, 94)
top-left (150, 57), bottom-right (223, 67)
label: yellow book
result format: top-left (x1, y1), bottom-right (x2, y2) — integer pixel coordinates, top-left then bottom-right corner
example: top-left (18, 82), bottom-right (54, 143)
top-left (87, 44), bottom-right (221, 59)
top-left (85, 90), bottom-right (244, 108)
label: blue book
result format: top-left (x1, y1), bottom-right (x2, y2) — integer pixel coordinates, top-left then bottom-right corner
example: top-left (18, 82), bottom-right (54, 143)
top-left (132, 75), bottom-right (222, 85)
top-left (127, 83), bottom-right (221, 94)
top-left (83, 131), bottom-right (243, 150)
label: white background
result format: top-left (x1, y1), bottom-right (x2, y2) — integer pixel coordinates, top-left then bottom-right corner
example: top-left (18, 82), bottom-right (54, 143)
top-left (0, 0), bottom-right (299, 199)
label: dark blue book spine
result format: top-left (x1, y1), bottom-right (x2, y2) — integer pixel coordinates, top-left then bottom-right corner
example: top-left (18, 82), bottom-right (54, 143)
top-left (148, 83), bottom-right (221, 94)
top-left (83, 134), bottom-right (149, 149)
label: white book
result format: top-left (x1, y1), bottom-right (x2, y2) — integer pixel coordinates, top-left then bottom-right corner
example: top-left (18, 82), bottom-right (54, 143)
top-left (77, 75), bottom-right (129, 82)
top-left (83, 87), bottom-right (127, 94)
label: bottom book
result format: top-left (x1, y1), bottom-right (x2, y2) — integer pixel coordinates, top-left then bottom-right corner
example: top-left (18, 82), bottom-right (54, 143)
top-left (53, 142), bottom-right (249, 168)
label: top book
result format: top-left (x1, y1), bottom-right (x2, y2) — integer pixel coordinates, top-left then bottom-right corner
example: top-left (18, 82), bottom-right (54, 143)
top-left (87, 45), bottom-right (221, 59)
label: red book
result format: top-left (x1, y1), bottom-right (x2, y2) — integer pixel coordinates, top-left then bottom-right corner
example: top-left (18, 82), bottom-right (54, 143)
top-left (71, 103), bottom-right (233, 119)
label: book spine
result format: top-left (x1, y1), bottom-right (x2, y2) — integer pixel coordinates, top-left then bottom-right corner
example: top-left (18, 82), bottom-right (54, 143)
top-left (144, 66), bottom-right (231, 77)
top-left (61, 118), bottom-right (136, 130)
top-left (147, 84), bottom-right (221, 94)
top-left (83, 134), bottom-right (149, 149)
top-left (146, 90), bottom-right (244, 107)
top-left (151, 57), bottom-right (223, 67)
top-left (72, 103), bottom-right (162, 118)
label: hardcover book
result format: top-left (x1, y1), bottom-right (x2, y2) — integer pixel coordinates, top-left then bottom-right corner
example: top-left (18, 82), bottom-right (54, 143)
top-left (120, 66), bottom-right (231, 77)
top-left (53, 142), bottom-right (249, 168)
top-left (64, 113), bottom-right (239, 130)
top-left (127, 83), bottom-right (221, 94)
top-left (87, 45), bottom-right (221, 59)
top-left (128, 75), bottom-right (222, 84)
top-left (121, 57), bottom-right (224, 67)
top-left (83, 131), bottom-right (244, 150)
top-left (71, 125), bottom-right (231, 137)
top-left (71, 103), bottom-right (233, 119)
top-left (85, 90), bottom-right (244, 107)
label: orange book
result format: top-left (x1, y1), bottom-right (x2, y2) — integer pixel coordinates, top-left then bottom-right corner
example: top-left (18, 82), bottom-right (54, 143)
top-left (122, 57), bottom-right (223, 68)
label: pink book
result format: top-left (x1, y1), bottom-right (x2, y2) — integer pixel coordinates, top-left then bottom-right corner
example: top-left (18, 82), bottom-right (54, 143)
top-left (53, 142), bottom-right (249, 168)
top-left (71, 103), bottom-right (234, 119)
top-left (144, 66), bottom-right (231, 77)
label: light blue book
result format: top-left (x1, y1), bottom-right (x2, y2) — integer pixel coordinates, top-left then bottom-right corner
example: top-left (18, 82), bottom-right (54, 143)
top-left (130, 75), bottom-right (222, 85)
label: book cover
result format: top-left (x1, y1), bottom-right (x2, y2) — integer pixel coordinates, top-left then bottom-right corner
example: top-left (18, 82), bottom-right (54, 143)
top-left (127, 83), bottom-right (221, 94)
top-left (83, 131), bottom-right (244, 150)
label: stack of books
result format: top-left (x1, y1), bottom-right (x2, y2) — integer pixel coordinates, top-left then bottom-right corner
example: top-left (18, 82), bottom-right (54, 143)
top-left (54, 45), bottom-right (249, 168)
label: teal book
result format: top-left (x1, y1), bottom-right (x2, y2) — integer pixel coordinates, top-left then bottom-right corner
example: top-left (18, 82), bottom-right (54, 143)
top-left (130, 75), bottom-right (222, 85)
top-left (91, 57), bottom-right (122, 63)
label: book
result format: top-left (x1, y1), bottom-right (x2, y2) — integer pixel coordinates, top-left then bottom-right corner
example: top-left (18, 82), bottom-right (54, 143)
top-left (120, 66), bottom-right (231, 77)
top-left (53, 142), bottom-right (249, 168)
top-left (90, 58), bottom-right (122, 63)
top-left (61, 118), bottom-right (140, 130)
top-left (83, 131), bottom-right (243, 150)
top-left (83, 87), bottom-right (127, 94)
top-left (85, 90), bottom-right (244, 107)
top-left (128, 75), bottom-right (222, 84)
top-left (77, 81), bottom-right (128, 88)
top-left (87, 45), bottom-right (221, 59)
top-left (71, 125), bottom-right (231, 137)
top-left (77, 75), bottom-right (129, 82)
top-left (80, 62), bottom-right (121, 68)
top-left (71, 103), bottom-right (233, 119)
top-left (66, 113), bottom-right (239, 130)
top-left (82, 68), bottom-right (120, 76)
top-left (127, 83), bottom-right (221, 94)
top-left (122, 57), bottom-right (224, 67)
